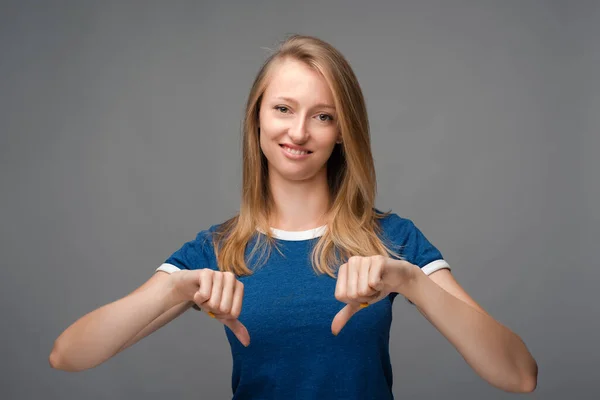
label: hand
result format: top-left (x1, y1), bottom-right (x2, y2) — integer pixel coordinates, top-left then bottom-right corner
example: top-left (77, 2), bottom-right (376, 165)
top-left (171, 269), bottom-right (250, 347)
top-left (331, 255), bottom-right (418, 336)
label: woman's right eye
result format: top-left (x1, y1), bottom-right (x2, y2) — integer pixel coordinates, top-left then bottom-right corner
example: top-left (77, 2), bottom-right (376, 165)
top-left (275, 106), bottom-right (289, 113)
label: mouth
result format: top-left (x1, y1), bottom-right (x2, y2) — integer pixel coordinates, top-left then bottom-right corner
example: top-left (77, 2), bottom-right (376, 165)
top-left (279, 144), bottom-right (313, 156)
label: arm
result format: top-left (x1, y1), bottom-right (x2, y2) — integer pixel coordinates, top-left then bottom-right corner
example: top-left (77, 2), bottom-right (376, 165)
top-left (401, 268), bottom-right (538, 393)
top-left (116, 300), bottom-right (193, 354)
top-left (49, 271), bottom-right (189, 372)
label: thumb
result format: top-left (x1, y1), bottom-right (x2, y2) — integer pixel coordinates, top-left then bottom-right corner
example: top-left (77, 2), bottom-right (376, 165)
top-left (222, 318), bottom-right (251, 347)
top-left (331, 304), bottom-right (360, 336)
top-left (369, 279), bottom-right (384, 292)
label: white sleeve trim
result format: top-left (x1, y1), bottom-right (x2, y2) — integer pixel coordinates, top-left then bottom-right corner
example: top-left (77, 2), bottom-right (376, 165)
top-left (421, 259), bottom-right (451, 275)
top-left (156, 263), bottom-right (182, 274)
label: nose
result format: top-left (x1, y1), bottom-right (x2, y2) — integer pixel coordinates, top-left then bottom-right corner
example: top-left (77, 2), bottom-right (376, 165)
top-left (288, 116), bottom-right (309, 144)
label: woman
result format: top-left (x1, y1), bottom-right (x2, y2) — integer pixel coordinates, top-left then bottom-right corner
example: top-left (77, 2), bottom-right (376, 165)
top-left (50, 35), bottom-right (537, 398)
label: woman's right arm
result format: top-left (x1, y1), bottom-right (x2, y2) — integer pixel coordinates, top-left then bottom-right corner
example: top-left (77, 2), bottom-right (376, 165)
top-left (49, 271), bottom-right (191, 372)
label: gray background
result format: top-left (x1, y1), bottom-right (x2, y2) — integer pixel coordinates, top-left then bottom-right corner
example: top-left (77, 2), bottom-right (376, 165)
top-left (1, 1), bottom-right (598, 399)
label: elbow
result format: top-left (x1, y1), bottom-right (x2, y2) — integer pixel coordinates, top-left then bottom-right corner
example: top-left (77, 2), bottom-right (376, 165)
top-left (49, 341), bottom-right (70, 371)
top-left (48, 347), bottom-right (63, 370)
top-left (520, 364), bottom-right (538, 393)
top-left (492, 356), bottom-right (538, 393)
top-left (518, 374), bottom-right (537, 393)
top-left (49, 340), bottom-right (83, 372)
top-left (515, 360), bottom-right (538, 393)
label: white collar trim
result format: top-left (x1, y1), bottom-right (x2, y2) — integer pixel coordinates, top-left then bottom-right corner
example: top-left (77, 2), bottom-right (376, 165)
top-left (258, 225), bottom-right (327, 241)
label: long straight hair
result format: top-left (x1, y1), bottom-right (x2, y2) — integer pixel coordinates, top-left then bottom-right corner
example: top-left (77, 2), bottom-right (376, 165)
top-left (213, 35), bottom-right (398, 278)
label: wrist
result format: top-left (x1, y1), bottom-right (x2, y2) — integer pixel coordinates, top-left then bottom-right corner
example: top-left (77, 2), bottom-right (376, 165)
top-left (162, 272), bottom-right (189, 307)
top-left (395, 264), bottom-right (425, 300)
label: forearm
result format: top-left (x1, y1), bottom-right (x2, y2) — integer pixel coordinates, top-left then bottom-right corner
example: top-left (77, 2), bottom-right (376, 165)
top-left (401, 271), bottom-right (537, 393)
top-left (116, 300), bottom-right (193, 354)
top-left (50, 277), bottom-right (181, 372)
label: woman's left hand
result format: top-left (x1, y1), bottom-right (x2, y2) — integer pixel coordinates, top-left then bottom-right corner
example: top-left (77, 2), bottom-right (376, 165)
top-left (332, 255), bottom-right (420, 336)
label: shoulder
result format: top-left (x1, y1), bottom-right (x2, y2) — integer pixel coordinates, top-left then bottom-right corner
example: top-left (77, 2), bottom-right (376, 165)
top-left (375, 208), bottom-right (418, 239)
top-left (375, 208), bottom-right (449, 273)
top-left (190, 215), bottom-right (235, 240)
top-left (172, 224), bottom-right (226, 264)
top-left (191, 216), bottom-right (244, 253)
top-left (195, 223), bottom-right (223, 243)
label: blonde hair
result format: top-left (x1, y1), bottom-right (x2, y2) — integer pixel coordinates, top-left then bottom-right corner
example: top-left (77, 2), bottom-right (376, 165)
top-left (213, 34), bottom-right (398, 278)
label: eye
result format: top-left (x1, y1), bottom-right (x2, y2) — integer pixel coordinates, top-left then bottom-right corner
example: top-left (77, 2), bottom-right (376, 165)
top-left (317, 113), bottom-right (333, 122)
top-left (274, 106), bottom-right (289, 113)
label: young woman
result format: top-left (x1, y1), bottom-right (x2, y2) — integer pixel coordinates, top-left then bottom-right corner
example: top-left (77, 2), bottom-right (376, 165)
top-left (50, 35), bottom-right (537, 398)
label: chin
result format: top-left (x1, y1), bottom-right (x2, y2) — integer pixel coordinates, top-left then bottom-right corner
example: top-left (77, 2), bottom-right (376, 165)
top-left (272, 163), bottom-right (327, 183)
top-left (274, 168), bottom-right (315, 182)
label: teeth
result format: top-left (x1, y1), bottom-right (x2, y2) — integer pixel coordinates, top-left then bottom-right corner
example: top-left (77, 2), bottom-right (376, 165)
top-left (284, 146), bottom-right (308, 155)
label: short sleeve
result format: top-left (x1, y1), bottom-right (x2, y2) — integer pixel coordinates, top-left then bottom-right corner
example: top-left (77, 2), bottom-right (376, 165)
top-left (401, 220), bottom-right (450, 275)
top-left (379, 213), bottom-right (450, 304)
top-left (381, 213), bottom-right (450, 275)
top-left (156, 229), bottom-right (217, 274)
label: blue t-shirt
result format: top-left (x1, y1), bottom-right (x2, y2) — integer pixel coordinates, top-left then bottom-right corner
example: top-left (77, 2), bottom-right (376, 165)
top-left (156, 212), bottom-right (450, 399)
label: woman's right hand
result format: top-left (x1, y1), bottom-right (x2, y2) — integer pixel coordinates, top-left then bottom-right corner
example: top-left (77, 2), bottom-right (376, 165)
top-left (171, 269), bottom-right (250, 347)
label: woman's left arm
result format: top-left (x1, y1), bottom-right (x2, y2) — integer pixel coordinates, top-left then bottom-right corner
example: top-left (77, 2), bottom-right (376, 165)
top-left (401, 266), bottom-right (538, 393)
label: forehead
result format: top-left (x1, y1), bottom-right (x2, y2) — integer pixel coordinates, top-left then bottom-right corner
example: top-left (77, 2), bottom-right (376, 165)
top-left (263, 58), bottom-right (334, 103)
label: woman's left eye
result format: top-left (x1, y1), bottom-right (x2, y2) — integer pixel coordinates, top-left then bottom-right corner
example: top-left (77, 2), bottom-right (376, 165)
top-left (317, 114), bottom-right (333, 122)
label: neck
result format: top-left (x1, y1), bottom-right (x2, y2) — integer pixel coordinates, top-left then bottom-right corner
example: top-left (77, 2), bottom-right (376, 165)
top-left (267, 168), bottom-right (331, 231)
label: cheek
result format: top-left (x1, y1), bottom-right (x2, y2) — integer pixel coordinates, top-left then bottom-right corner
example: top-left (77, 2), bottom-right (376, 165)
top-left (258, 126), bottom-right (281, 160)
top-left (314, 128), bottom-right (339, 149)
top-left (258, 113), bottom-right (270, 148)
top-left (259, 125), bottom-right (276, 148)
top-left (258, 113), bottom-right (283, 141)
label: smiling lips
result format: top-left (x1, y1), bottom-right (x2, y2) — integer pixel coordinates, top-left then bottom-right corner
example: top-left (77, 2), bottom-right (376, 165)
top-left (280, 144), bottom-right (312, 156)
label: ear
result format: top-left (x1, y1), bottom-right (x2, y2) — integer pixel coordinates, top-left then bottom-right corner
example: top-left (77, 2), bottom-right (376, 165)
top-left (336, 136), bottom-right (343, 144)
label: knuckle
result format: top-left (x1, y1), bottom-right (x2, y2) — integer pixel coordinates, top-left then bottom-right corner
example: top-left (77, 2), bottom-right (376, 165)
top-left (224, 271), bottom-right (235, 279)
top-left (199, 269), bottom-right (212, 279)
top-left (194, 292), bottom-right (210, 303)
top-left (374, 255), bottom-right (386, 264)
top-left (207, 300), bottom-right (219, 309)
top-left (220, 305), bottom-right (232, 315)
top-left (199, 286), bottom-right (211, 297)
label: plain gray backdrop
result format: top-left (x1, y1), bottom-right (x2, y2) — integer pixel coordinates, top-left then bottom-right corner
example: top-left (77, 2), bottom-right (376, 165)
top-left (1, 1), bottom-right (598, 399)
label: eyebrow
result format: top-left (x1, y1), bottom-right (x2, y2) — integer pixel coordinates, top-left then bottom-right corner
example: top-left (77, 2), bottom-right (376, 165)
top-left (275, 96), bottom-right (336, 111)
